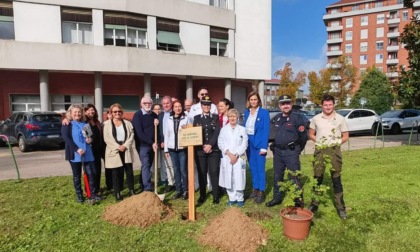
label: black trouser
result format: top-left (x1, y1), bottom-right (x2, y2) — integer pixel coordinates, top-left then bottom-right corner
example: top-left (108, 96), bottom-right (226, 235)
top-left (105, 167), bottom-right (113, 190)
top-left (93, 154), bottom-right (102, 193)
top-left (195, 149), bottom-right (221, 200)
top-left (272, 148), bottom-right (302, 201)
top-left (112, 152), bottom-right (134, 194)
top-left (69, 161), bottom-right (97, 198)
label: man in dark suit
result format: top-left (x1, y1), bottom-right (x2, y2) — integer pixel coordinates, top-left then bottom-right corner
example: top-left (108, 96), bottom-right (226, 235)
top-left (132, 96), bottom-right (159, 192)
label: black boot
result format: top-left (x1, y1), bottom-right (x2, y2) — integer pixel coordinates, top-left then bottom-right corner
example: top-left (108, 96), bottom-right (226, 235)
top-left (265, 198), bottom-right (282, 207)
top-left (115, 192), bottom-right (123, 202)
top-left (254, 191), bottom-right (266, 204)
top-left (77, 194), bottom-right (84, 203)
top-left (128, 189), bottom-right (136, 197)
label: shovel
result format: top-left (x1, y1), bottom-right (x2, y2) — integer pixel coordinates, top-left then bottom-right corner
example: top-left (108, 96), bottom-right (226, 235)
top-left (154, 124), bottom-right (165, 201)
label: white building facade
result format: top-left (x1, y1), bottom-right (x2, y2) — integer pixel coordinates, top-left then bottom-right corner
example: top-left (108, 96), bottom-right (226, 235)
top-left (0, 0), bottom-right (271, 120)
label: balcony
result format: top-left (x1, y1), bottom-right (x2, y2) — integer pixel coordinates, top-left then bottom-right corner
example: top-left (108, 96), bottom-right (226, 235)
top-left (386, 58), bottom-right (399, 65)
top-left (330, 75), bottom-right (342, 81)
top-left (387, 45), bottom-right (399, 51)
top-left (327, 25), bottom-right (343, 32)
top-left (326, 50), bottom-right (343, 56)
top-left (386, 72), bottom-right (399, 78)
top-left (387, 32), bottom-right (400, 38)
top-left (326, 63), bottom-right (342, 69)
top-left (387, 18), bottom-right (400, 25)
top-left (327, 38), bottom-right (343, 44)
top-left (0, 40), bottom-right (236, 78)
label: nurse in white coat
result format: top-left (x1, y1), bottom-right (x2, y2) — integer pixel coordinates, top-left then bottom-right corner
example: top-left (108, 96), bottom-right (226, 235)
top-left (218, 108), bottom-right (248, 207)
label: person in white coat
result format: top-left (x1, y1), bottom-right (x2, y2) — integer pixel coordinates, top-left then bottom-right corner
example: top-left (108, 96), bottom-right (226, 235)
top-left (218, 108), bottom-right (248, 207)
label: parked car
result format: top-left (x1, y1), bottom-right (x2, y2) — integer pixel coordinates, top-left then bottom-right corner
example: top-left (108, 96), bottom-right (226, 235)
top-left (269, 110), bottom-right (310, 142)
top-left (380, 109), bottom-right (420, 134)
top-left (0, 111), bottom-right (64, 152)
top-left (336, 109), bottom-right (381, 135)
top-left (305, 109), bottom-right (322, 121)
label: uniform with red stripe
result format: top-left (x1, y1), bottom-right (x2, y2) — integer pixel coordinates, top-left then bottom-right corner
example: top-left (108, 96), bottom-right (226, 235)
top-left (266, 94), bottom-right (308, 208)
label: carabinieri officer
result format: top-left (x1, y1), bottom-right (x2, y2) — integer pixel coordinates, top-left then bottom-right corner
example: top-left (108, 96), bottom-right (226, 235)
top-left (193, 96), bottom-right (221, 205)
top-left (266, 94), bottom-right (308, 207)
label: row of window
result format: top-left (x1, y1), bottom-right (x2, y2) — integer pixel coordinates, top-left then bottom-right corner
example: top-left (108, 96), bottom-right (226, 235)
top-left (0, 5), bottom-right (229, 56)
top-left (329, 50), bottom-right (398, 68)
top-left (339, 10), bottom-right (409, 28)
top-left (358, 52), bottom-right (398, 65)
top-left (10, 94), bottom-right (144, 113)
top-left (329, 26), bottom-right (399, 41)
top-left (343, 39), bottom-right (400, 53)
top-left (329, 0), bottom-right (407, 14)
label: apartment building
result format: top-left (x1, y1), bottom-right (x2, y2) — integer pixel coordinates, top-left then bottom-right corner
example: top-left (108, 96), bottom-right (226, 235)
top-left (0, 0), bottom-right (271, 120)
top-left (323, 0), bottom-right (420, 90)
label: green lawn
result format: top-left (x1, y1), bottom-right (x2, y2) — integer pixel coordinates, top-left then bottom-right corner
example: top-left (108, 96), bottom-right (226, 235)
top-left (1, 146), bottom-right (420, 251)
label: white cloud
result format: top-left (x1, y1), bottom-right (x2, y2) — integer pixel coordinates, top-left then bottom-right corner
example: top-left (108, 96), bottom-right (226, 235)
top-left (271, 44), bottom-right (327, 93)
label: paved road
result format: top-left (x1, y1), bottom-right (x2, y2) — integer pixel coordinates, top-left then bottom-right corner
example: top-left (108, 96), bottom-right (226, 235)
top-left (1, 132), bottom-right (419, 181)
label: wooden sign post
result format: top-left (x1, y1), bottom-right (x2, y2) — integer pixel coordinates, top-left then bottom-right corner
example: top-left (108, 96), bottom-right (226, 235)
top-left (179, 126), bottom-right (202, 221)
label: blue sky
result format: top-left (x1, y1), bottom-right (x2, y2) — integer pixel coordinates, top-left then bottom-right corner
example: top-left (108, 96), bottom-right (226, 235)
top-left (271, 0), bottom-right (337, 92)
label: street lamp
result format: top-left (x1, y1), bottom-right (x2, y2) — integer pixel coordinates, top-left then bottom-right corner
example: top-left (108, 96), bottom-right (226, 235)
top-left (360, 97), bottom-right (367, 109)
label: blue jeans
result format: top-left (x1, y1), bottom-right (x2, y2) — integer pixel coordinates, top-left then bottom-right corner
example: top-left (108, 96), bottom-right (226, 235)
top-left (169, 150), bottom-right (187, 194)
top-left (69, 161), bottom-right (97, 198)
top-left (139, 146), bottom-right (154, 191)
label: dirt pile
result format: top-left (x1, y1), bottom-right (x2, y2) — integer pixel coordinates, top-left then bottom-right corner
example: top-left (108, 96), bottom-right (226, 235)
top-left (198, 208), bottom-right (268, 252)
top-left (102, 191), bottom-right (176, 228)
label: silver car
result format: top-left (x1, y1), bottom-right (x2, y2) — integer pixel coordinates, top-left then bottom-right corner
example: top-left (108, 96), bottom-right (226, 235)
top-left (336, 109), bottom-right (381, 135)
top-left (380, 109), bottom-right (420, 134)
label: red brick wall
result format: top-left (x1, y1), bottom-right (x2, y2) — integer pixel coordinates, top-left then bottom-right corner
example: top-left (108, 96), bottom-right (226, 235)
top-left (0, 70), bottom-right (252, 120)
top-left (0, 70), bottom-right (39, 119)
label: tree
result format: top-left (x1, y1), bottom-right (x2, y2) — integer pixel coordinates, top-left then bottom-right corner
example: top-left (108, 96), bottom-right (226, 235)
top-left (328, 56), bottom-right (358, 107)
top-left (308, 69), bottom-right (332, 106)
top-left (349, 67), bottom-right (393, 115)
top-left (398, 14), bottom-right (420, 107)
top-left (387, 65), bottom-right (400, 107)
top-left (403, 0), bottom-right (415, 8)
top-left (274, 63), bottom-right (306, 101)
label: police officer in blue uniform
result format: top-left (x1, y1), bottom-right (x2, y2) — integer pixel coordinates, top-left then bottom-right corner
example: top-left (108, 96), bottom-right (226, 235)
top-left (266, 94), bottom-right (308, 207)
top-left (193, 96), bottom-right (221, 205)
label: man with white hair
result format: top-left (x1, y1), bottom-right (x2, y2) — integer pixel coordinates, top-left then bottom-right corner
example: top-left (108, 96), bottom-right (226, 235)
top-left (132, 96), bottom-right (159, 192)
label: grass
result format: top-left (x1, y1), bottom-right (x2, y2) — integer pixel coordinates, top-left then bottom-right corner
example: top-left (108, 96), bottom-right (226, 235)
top-left (1, 146), bottom-right (420, 251)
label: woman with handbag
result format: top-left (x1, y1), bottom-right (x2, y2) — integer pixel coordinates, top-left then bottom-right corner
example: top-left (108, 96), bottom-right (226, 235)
top-left (61, 104), bottom-right (100, 203)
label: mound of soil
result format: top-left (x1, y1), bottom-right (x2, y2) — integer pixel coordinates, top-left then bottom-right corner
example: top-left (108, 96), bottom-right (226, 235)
top-left (102, 191), bottom-right (176, 228)
top-left (198, 208), bottom-right (268, 252)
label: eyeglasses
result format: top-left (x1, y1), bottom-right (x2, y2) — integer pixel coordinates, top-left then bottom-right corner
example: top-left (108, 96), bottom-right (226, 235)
top-left (112, 110), bottom-right (123, 114)
top-left (200, 93), bottom-right (208, 96)
top-left (202, 104), bottom-right (211, 107)
top-left (143, 102), bottom-right (152, 105)
top-left (280, 102), bottom-right (292, 105)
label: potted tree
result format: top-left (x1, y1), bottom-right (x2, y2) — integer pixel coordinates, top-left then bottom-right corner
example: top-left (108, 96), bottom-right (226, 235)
top-left (279, 170), bottom-right (329, 240)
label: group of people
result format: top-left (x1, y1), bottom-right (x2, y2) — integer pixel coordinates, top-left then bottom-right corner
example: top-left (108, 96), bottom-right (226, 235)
top-left (61, 87), bottom-right (349, 219)
top-left (62, 103), bottom-right (137, 203)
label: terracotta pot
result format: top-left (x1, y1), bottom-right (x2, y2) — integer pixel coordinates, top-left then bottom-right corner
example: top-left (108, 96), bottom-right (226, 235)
top-left (280, 208), bottom-right (314, 240)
